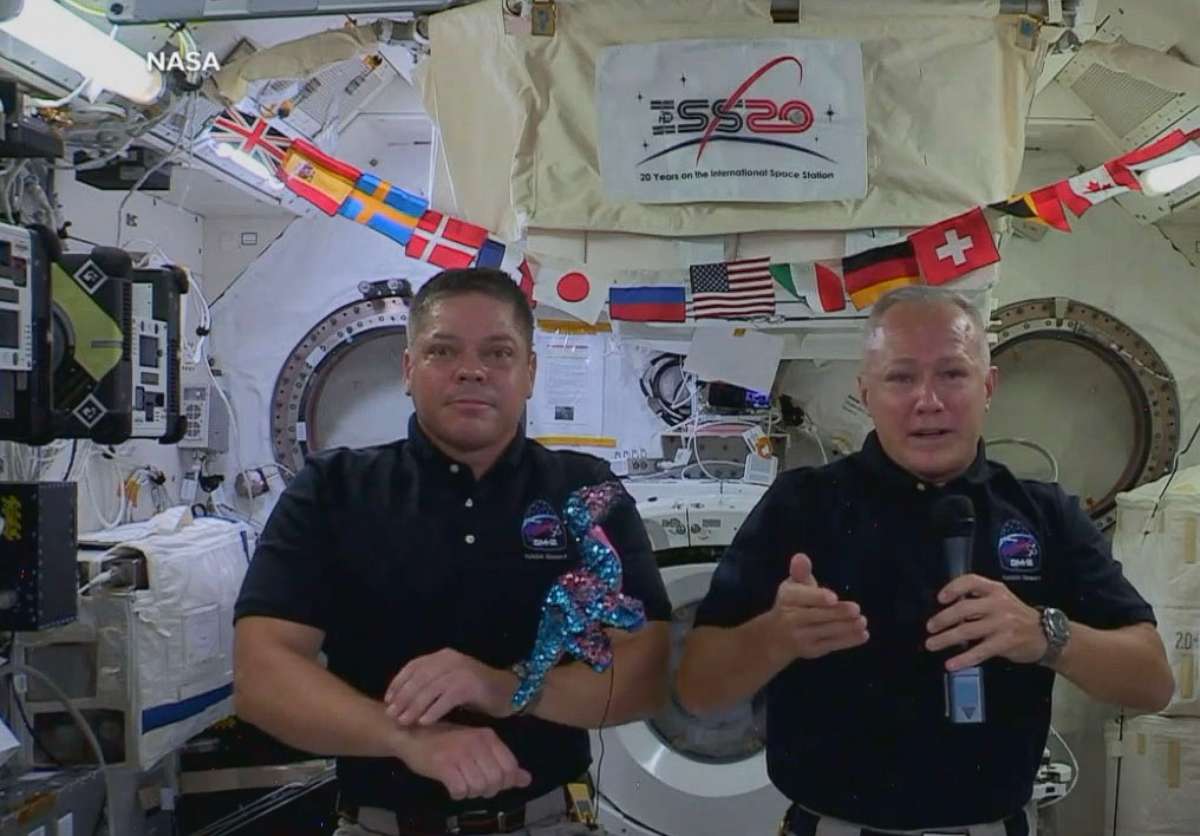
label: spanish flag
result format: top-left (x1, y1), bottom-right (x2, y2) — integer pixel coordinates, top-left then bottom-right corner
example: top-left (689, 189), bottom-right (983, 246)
top-left (278, 139), bottom-right (361, 215)
top-left (989, 185), bottom-right (1070, 232)
top-left (841, 241), bottom-right (920, 310)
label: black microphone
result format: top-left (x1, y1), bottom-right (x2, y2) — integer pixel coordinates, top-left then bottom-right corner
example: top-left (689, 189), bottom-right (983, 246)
top-left (931, 494), bottom-right (985, 724)
top-left (932, 494), bottom-right (976, 581)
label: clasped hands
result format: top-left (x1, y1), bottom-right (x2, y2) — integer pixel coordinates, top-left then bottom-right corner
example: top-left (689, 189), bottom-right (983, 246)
top-left (382, 648), bottom-right (530, 801)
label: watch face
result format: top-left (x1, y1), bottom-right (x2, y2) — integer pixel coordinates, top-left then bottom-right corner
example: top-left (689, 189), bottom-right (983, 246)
top-left (1045, 608), bottom-right (1069, 641)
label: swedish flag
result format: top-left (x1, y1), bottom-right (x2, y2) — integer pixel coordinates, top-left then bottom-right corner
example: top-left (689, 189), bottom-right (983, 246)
top-left (338, 188), bottom-right (424, 246)
top-left (354, 173), bottom-right (428, 220)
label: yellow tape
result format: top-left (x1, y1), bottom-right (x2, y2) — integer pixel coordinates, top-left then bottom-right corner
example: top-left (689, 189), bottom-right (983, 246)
top-left (1137, 733), bottom-right (1146, 756)
top-left (1167, 739), bottom-right (1181, 788)
top-left (1185, 516), bottom-right (1196, 564)
top-left (537, 319), bottom-right (612, 334)
top-left (533, 436), bottom-right (617, 448)
top-left (1182, 652), bottom-right (1195, 701)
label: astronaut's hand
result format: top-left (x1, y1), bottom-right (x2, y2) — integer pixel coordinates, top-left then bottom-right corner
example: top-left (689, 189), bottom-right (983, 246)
top-left (768, 553), bottom-right (869, 663)
top-left (925, 574), bottom-right (1046, 668)
top-left (385, 648), bottom-right (520, 725)
top-left (394, 723), bottom-right (532, 800)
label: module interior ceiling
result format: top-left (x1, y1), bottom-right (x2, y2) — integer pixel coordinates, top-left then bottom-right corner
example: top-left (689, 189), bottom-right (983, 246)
top-left (1024, 1), bottom-right (1200, 224)
top-left (106, 1), bottom-right (1200, 222)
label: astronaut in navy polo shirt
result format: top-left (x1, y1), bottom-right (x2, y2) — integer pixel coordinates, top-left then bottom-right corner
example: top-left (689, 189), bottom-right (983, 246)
top-left (676, 285), bottom-right (1173, 836)
top-left (234, 268), bottom-right (671, 835)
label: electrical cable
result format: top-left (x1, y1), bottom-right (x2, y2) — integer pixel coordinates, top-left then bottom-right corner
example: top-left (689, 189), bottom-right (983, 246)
top-left (0, 662), bottom-right (113, 836)
top-left (11, 690), bottom-right (67, 768)
top-left (987, 436), bottom-right (1060, 481)
top-left (1040, 726), bottom-right (1079, 809)
top-left (115, 92), bottom-right (196, 247)
top-left (590, 657), bottom-right (616, 832)
top-left (1142, 417), bottom-right (1200, 537)
top-left (640, 354), bottom-right (690, 426)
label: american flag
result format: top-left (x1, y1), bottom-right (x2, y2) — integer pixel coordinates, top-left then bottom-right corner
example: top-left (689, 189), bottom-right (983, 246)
top-left (688, 257), bottom-right (776, 319)
top-left (206, 108), bottom-right (293, 170)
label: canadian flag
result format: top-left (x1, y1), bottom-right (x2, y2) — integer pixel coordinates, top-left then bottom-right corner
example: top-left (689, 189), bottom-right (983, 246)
top-left (532, 262), bottom-right (610, 324)
top-left (908, 207), bottom-right (1001, 286)
top-left (404, 210), bottom-right (489, 268)
top-left (1114, 128), bottom-right (1200, 192)
top-left (1055, 163), bottom-right (1140, 217)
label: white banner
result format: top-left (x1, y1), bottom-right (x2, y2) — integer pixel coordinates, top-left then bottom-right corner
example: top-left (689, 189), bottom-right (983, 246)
top-left (596, 38), bottom-right (867, 204)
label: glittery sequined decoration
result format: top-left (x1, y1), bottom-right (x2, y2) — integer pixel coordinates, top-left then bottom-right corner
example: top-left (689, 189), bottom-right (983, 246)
top-left (511, 481), bottom-right (647, 710)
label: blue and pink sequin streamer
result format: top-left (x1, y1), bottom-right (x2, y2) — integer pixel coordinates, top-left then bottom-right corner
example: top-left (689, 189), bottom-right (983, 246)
top-left (511, 481), bottom-right (647, 710)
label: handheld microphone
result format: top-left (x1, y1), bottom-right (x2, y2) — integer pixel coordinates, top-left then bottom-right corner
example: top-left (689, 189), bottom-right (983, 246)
top-left (931, 494), bottom-right (985, 724)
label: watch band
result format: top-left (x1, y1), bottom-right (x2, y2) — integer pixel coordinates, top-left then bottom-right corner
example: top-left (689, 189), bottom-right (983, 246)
top-left (1037, 606), bottom-right (1070, 667)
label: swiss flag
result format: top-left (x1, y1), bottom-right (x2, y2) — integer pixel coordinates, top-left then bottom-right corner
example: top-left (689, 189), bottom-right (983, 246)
top-left (1054, 163), bottom-right (1139, 217)
top-left (908, 207), bottom-right (1000, 286)
top-left (405, 210), bottom-right (489, 268)
top-left (532, 263), bottom-right (610, 324)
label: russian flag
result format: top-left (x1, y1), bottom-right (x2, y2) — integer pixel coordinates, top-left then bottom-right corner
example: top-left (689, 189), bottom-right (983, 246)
top-left (609, 286), bottom-right (687, 322)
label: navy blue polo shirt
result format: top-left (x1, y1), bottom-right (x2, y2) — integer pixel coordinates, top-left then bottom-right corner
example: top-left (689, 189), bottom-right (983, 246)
top-left (694, 431), bottom-right (1155, 830)
top-left (234, 415), bottom-right (671, 812)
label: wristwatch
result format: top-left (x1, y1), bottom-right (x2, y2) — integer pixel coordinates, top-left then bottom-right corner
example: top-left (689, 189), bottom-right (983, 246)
top-left (1037, 607), bottom-right (1071, 667)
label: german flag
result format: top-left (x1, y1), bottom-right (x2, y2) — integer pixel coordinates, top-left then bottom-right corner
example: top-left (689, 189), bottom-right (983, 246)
top-left (989, 185), bottom-right (1070, 232)
top-left (842, 240), bottom-right (920, 310)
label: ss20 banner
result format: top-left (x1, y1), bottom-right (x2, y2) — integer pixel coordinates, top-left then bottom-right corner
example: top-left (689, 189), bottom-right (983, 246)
top-left (595, 38), bottom-right (868, 204)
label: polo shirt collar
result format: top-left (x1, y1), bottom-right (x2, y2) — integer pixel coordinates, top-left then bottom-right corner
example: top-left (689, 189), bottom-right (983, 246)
top-left (855, 430), bottom-right (991, 494)
top-left (406, 414), bottom-right (527, 476)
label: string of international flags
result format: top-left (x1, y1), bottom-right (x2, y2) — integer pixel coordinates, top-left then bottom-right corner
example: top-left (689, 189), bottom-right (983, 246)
top-left (206, 107), bottom-right (1200, 326)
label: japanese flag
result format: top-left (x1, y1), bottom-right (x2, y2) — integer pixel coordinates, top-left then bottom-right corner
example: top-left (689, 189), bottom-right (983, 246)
top-left (532, 262), bottom-right (611, 324)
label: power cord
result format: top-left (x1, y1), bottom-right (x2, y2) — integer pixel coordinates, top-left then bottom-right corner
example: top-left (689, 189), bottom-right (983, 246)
top-left (78, 569), bottom-right (115, 595)
top-left (0, 662), bottom-right (112, 835)
top-left (590, 658), bottom-right (616, 831)
top-left (1111, 712), bottom-right (1125, 836)
top-left (63, 439), bottom-right (79, 480)
top-left (11, 689), bottom-right (67, 768)
top-left (1141, 417), bottom-right (1200, 538)
top-left (640, 354), bottom-right (691, 427)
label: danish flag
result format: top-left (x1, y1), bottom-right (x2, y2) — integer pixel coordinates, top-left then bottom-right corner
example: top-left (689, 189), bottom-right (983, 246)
top-left (404, 210), bottom-right (489, 269)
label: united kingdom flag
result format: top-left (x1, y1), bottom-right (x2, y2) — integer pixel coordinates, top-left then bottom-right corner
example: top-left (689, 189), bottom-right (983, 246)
top-left (206, 108), bottom-right (293, 171)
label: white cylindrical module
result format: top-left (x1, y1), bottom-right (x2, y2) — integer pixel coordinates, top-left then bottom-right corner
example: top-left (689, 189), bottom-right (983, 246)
top-left (1105, 715), bottom-right (1200, 836)
top-left (1113, 467), bottom-right (1200, 611)
top-left (1152, 606), bottom-right (1200, 718)
top-left (1114, 467), bottom-right (1200, 718)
